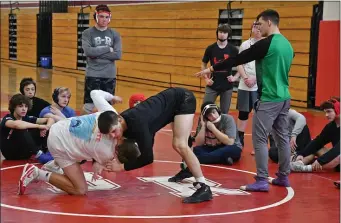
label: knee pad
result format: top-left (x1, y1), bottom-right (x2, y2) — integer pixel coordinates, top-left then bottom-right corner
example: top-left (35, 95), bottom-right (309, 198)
top-left (238, 111), bottom-right (250, 121)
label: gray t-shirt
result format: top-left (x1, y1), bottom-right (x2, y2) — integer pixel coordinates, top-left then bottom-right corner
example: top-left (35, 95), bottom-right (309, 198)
top-left (82, 27), bottom-right (122, 78)
top-left (204, 114), bottom-right (242, 149)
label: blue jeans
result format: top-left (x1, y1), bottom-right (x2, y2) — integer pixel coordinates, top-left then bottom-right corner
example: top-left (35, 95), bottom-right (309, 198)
top-left (193, 144), bottom-right (242, 164)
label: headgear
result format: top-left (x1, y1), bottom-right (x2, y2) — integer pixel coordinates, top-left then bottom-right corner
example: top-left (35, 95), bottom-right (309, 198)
top-left (129, 93), bottom-right (146, 108)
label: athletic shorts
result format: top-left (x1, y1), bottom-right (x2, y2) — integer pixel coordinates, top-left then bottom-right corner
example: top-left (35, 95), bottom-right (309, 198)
top-left (236, 89), bottom-right (258, 112)
top-left (83, 76), bottom-right (116, 104)
top-left (175, 88), bottom-right (196, 116)
top-left (47, 128), bottom-right (76, 169)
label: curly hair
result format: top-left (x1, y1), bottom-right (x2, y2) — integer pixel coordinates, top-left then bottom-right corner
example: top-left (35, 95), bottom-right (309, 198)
top-left (8, 94), bottom-right (32, 114)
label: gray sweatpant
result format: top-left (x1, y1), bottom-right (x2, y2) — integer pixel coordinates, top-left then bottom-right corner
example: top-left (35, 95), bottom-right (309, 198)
top-left (252, 99), bottom-right (291, 179)
top-left (203, 87), bottom-right (233, 114)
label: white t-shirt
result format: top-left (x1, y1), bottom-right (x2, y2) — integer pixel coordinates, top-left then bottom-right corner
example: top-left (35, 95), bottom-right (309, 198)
top-left (238, 38), bottom-right (258, 92)
top-left (48, 90), bottom-right (118, 165)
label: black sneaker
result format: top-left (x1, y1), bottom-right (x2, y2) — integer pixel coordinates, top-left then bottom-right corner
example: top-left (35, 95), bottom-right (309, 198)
top-left (168, 168), bottom-right (193, 182)
top-left (225, 157), bottom-right (233, 166)
top-left (183, 182), bottom-right (213, 203)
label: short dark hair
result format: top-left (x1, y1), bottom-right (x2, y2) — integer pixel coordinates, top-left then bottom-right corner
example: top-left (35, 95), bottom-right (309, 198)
top-left (117, 138), bottom-right (141, 163)
top-left (320, 97), bottom-right (340, 110)
top-left (9, 94), bottom-right (32, 114)
top-left (216, 23), bottom-right (232, 37)
top-left (98, 111), bottom-right (119, 134)
top-left (19, 78), bottom-right (36, 95)
top-left (257, 9), bottom-right (280, 25)
top-left (96, 4), bottom-right (110, 13)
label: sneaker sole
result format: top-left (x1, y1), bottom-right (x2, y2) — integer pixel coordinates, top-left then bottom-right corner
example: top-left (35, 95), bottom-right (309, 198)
top-left (182, 194), bottom-right (213, 203)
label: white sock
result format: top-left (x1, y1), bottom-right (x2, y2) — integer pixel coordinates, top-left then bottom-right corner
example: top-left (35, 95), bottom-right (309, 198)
top-left (305, 165), bottom-right (313, 172)
top-left (195, 177), bottom-right (206, 186)
top-left (38, 169), bottom-right (52, 182)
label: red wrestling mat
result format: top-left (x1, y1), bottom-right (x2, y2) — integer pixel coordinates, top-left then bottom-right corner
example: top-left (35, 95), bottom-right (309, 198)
top-left (1, 114), bottom-right (340, 223)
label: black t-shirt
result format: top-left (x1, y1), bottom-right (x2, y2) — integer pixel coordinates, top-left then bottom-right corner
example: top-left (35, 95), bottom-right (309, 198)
top-left (202, 42), bottom-right (239, 91)
top-left (121, 87), bottom-right (186, 171)
top-left (0, 114), bottom-right (37, 143)
top-left (27, 97), bottom-right (51, 117)
top-left (305, 121), bottom-right (340, 151)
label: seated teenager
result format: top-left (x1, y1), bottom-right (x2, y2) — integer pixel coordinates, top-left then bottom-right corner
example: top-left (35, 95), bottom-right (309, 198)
top-left (290, 97), bottom-right (340, 172)
top-left (19, 77), bottom-right (51, 117)
top-left (39, 87), bottom-right (76, 122)
top-left (0, 94), bottom-right (54, 163)
top-left (269, 109), bottom-right (311, 163)
top-left (169, 102), bottom-right (242, 182)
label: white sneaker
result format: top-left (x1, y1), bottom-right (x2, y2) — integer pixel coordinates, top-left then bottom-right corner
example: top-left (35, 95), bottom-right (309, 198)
top-left (18, 163), bottom-right (39, 195)
top-left (42, 160), bottom-right (64, 175)
top-left (290, 161), bottom-right (312, 172)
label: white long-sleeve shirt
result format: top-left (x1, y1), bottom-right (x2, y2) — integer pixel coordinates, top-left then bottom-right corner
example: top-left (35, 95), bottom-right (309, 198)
top-left (288, 109), bottom-right (307, 137)
top-left (48, 90), bottom-right (118, 165)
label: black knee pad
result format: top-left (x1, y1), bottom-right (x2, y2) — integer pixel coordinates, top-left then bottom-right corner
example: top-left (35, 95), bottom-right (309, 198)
top-left (238, 111), bottom-right (250, 121)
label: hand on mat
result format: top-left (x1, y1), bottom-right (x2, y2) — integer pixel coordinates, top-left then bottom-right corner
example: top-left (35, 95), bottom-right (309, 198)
top-left (50, 106), bottom-right (66, 118)
top-left (227, 75), bottom-right (238, 82)
top-left (112, 96), bottom-right (123, 104)
top-left (92, 162), bottom-right (105, 182)
top-left (105, 158), bottom-right (124, 172)
top-left (195, 68), bottom-right (211, 78)
top-left (311, 160), bottom-right (323, 172)
top-left (290, 136), bottom-right (297, 152)
top-left (204, 77), bottom-right (214, 86)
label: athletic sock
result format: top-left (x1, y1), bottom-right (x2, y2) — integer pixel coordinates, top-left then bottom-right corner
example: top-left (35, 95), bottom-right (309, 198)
top-left (38, 169), bottom-right (52, 182)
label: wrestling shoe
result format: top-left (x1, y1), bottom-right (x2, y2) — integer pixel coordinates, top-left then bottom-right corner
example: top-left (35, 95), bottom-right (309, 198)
top-left (168, 167), bottom-right (193, 182)
top-left (18, 163), bottom-right (39, 195)
top-left (183, 182), bottom-right (213, 203)
top-left (269, 172), bottom-right (290, 187)
top-left (240, 176), bottom-right (269, 192)
top-left (36, 151), bottom-right (54, 164)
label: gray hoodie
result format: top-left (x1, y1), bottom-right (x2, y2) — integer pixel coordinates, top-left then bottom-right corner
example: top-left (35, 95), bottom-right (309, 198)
top-left (288, 109), bottom-right (307, 137)
top-left (82, 27), bottom-right (122, 79)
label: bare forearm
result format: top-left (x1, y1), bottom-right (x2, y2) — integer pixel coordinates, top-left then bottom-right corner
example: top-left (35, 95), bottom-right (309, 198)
top-left (12, 120), bottom-right (40, 129)
top-left (211, 128), bottom-right (234, 145)
top-left (237, 65), bottom-right (248, 79)
top-left (46, 118), bottom-right (55, 128)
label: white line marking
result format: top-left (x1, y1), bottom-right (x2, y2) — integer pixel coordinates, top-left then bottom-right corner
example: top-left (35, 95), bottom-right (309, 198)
top-left (1, 161), bottom-right (294, 219)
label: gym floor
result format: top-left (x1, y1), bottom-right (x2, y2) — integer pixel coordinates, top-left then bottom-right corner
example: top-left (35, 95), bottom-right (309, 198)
top-left (1, 62), bottom-right (340, 223)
